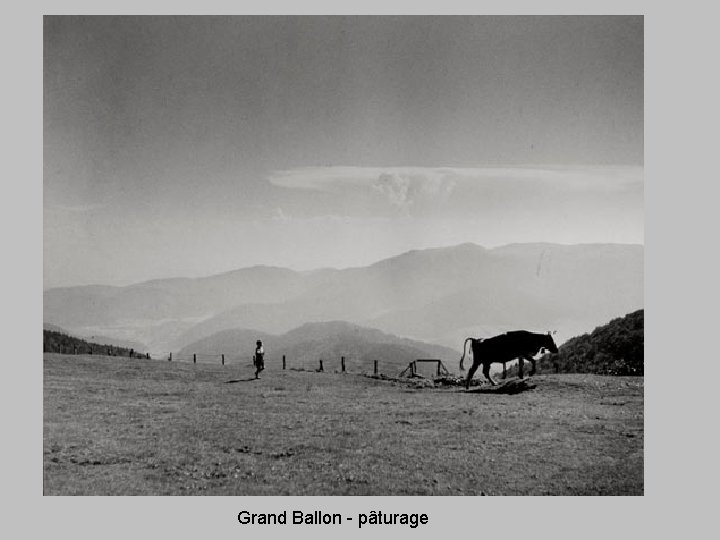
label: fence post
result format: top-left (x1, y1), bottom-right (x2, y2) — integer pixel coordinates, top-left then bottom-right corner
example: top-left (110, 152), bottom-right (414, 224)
top-left (220, 354), bottom-right (224, 366)
top-left (169, 353), bottom-right (172, 362)
top-left (146, 353), bottom-right (150, 360)
top-left (282, 355), bottom-right (286, 370)
top-left (437, 362), bottom-right (441, 377)
top-left (319, 359), bottom-right (324, 372)
top-left (374, 360), bottom-right (378, 375)
top-left (341, 356), bottom-right (346, 372)
top-left (193, 354), bottom-right (196, 364)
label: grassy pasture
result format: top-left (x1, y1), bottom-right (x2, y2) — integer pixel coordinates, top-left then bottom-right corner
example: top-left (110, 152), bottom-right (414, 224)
top-left (43, 353), bottom-right (643, 495)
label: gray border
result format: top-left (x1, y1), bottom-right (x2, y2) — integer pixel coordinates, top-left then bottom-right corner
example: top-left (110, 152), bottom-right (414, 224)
top-left (17, 0), bottom-right (714, 537)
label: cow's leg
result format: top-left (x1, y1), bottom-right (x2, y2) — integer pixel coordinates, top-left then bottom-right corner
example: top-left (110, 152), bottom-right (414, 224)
top-left (502, 363), bottom-right (507, 379)
top-left (527, 356), bottom-right (537, 376)
top-left (482, 363), bottom-right (496, 386)
top-left (465, 362), bottom-right (479, 390)
top-left (518, 357), bottom-right (524, 379)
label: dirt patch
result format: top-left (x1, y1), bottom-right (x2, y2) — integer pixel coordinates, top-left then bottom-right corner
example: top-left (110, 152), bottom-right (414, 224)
top-left (367, 373), bottom-right (537, 394)
top-left (464, 378), bottom-right (537, 394)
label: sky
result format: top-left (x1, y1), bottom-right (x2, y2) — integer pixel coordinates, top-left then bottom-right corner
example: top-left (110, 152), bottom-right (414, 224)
top-left (44, 16), bottom-right (643, 289)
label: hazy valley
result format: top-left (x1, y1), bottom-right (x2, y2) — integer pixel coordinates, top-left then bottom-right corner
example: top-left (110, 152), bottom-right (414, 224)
top-left (44, 242), bottom-right (643, 357)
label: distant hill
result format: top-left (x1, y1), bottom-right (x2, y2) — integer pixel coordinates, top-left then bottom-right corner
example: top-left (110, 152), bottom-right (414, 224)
top-left (44, 242), bottom-right (643, 352)
top-left (43, 266), bottom-right (308, 327)
top-left (44, 322), bottom-right (71, 334)
top-left (178, 321), bottom-right (459, 375)
top-left (43, 322), bottom-right (148, 352)
top-left (539, 310), bottom-right (644, 375)
top-left (43, 330), bottom-right (148, 359)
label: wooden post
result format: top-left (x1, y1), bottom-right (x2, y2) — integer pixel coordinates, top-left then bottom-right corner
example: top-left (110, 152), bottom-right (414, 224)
top-left (193, 354), bottom-right (196, 364)
top-left (319, 359), bottom-right (324, 372)
top-left (221, 354), bottom-right (225, 366)
top-left (169, 353), bottom-right (172, 362)
top-left (437, 362), bottom-right (441, 377)
top-left (146, 353), bottom-right (150, 360)
top-left (411, 361), bottom-right (416, 376)
top-left (341, 356), bottom-right (346, 372)
top-left (374, 360), bottom-right (378, 375)
top-left (282, 355), bottom-right (286, 370)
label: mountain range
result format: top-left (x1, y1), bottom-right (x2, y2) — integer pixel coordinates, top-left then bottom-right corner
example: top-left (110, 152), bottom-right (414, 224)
top-left (44, 242), bottom-right (643, 353)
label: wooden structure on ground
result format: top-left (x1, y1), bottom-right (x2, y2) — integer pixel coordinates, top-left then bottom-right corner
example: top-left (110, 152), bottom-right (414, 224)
top-left (399, 359), bottom-right (450, 378)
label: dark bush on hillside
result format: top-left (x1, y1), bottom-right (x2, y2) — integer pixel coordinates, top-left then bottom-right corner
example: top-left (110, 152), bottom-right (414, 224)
top-left (539, 310), bottom-right (643, 376)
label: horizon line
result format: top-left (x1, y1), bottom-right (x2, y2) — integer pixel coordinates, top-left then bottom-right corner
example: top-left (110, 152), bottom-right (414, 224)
top-left (44, 240), bottom-right (644, 291)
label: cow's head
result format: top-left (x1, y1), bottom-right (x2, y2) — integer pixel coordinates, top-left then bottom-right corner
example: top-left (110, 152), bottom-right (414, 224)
top-left (544, 332), bottom-right (559, 354)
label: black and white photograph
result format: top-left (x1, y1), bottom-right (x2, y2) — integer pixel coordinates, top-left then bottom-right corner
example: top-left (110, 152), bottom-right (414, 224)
top-left (42, 15), bottom-right (644, 497)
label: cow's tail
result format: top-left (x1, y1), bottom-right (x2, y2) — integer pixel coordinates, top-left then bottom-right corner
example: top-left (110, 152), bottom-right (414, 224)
top-left (459, 338), bottom-right (474, 371)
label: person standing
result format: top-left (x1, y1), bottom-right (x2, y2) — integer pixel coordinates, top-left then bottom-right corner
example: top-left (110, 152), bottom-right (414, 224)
top-left (254, 340), bottom-right (265, 379)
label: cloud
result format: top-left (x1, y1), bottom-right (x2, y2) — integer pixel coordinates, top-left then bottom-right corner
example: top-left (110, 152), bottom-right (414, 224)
top-left (269, 166), bottom-right (464, 214)
top-left (268, 165), bottom-right (642, 190)
top-left (371, 172), bottom-right (457, 213)
top-left (373, 173), bottom-right (412, 208)
top-left (267, 165), bottom-right (642, 216)
top-left (272, 207), bottom-right (291, 223)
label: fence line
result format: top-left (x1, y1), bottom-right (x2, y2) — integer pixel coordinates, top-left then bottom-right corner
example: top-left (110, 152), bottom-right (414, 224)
top-left (50, 346), bottom-right (458, 378)
top-left (156, 353), bottom-right (397, 375)
top-left (161, 353), bottom-right (248, 364)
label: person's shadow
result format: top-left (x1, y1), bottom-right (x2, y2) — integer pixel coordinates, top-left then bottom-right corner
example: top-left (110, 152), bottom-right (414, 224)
top-left (225, 377), bottom-right (259, 383)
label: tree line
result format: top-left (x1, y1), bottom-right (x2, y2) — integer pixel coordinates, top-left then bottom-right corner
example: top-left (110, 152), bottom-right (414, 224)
top-left (43, 330), bottom-right (147, 359)
top-left (542, 309), bottom-right (643, 376)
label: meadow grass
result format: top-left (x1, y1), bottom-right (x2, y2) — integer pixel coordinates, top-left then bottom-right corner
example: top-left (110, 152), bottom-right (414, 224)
top-left (44, 353), bottom-right (643, 495)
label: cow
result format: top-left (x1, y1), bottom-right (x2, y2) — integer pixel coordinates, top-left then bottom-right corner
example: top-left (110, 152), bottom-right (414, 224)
top-left (459, 331), bottom-right (558, 389)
